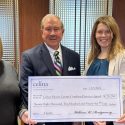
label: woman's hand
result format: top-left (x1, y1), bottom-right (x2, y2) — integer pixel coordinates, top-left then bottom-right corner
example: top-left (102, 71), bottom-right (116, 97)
top-left (116, 114), bottom-right (125, 123)
top-left (21, 111), bottom-right (37, 125)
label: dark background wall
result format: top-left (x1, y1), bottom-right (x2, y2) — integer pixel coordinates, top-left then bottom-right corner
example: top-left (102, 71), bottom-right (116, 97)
top-left (112, 0), bottom-right (125, 47)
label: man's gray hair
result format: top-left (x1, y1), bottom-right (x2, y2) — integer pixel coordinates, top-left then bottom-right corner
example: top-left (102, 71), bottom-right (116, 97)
top-left (40, 14), bottom-right (64, 29)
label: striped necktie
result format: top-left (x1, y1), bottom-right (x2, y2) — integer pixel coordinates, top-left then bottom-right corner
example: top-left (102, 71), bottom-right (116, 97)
top-left (54, 51), bottom-right (62, 76)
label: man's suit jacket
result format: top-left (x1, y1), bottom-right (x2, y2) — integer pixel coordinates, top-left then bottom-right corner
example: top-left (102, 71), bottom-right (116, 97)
top-left (19, 43), bottom-right (80, 125)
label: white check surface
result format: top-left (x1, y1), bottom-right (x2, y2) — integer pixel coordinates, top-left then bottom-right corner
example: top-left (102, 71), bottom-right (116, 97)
top-left (28, 76), bottom-right (123, 122)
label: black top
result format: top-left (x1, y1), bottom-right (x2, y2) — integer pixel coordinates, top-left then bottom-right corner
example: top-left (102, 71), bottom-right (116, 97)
top-left (0, 60), bottom-right (20, 125)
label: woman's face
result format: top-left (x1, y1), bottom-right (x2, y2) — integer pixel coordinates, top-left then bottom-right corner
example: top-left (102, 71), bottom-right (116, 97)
top-left (95, 23), bottom-right (113, 50)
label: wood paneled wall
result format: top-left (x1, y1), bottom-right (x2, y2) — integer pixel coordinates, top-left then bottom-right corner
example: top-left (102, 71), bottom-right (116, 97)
top-left (112, 0), bottom-right (125, 47)
top-left (19, 0), bottom-right (49, 52)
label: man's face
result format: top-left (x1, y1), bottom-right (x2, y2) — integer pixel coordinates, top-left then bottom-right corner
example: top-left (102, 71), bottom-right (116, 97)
top-left (41, 17), bottom-right (64, 50)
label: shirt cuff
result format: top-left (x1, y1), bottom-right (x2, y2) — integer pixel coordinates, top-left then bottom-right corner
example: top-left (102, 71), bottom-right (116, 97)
top-left (19, 108), bottom-right (27, 119)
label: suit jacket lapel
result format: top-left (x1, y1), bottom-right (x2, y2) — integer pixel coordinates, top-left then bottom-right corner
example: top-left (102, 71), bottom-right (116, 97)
top-left (41, 44), bottom-right (56, 75)
top-left (61, 46), bottom-right (69, 75)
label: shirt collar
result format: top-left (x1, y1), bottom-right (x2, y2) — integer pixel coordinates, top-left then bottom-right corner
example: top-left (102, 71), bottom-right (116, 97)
top-left (44, 43), bottom-right (62, 56)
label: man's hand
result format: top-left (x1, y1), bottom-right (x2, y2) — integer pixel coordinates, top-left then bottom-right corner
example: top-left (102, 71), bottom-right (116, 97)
top-left (21, 111), bottom-right (37, 125)
top-left (93, 121), bottom-right (106, 125)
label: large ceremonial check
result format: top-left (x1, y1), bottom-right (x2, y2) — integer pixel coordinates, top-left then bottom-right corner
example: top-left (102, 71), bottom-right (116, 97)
top-left (28, 76), bottom-right (123, 122)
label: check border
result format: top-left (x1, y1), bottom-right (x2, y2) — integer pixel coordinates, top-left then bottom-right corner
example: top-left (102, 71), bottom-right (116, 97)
top-left (28, 76), bottom-right (123, 122)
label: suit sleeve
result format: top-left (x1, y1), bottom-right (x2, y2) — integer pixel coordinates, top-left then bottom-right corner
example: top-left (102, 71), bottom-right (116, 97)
top-left (19, 52), bottom-right (34, 109)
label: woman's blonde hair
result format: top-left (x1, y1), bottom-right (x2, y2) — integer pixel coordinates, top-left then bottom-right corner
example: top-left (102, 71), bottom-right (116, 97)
top-left (88, 15), bottom-right (124, 64)
top-left (0, 37), bottom-right (3, 59)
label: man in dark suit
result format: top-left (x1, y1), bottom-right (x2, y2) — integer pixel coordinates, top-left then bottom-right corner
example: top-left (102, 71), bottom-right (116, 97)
top-left (19, 14), bottom-right (80, 125)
